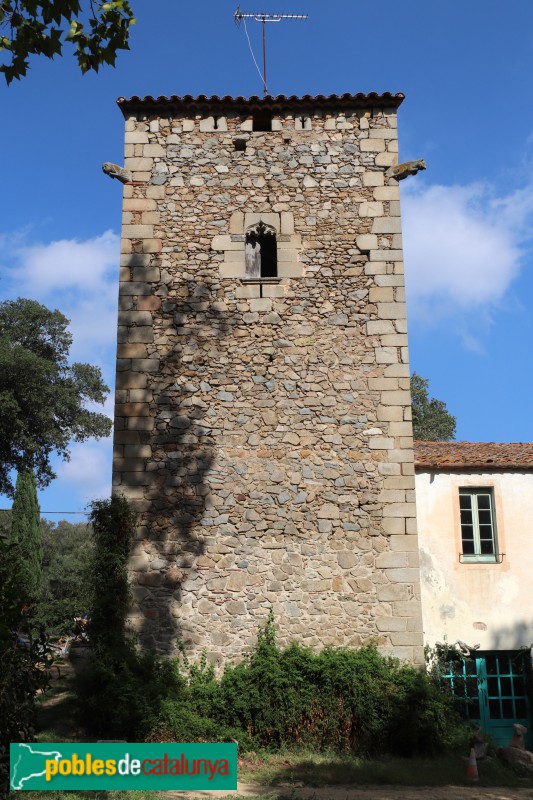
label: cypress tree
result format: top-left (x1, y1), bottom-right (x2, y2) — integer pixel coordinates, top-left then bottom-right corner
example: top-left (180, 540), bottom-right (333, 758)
top-left (10, 469), bottom-right (42, 603)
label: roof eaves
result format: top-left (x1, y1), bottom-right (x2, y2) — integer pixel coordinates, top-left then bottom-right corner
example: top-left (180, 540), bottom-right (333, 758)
top-left (413, 441), bottom-right (533, 471)
top-left (414, 462), bottom-right (533, 472)
top-left (116, 92), bottom-right (405, 117)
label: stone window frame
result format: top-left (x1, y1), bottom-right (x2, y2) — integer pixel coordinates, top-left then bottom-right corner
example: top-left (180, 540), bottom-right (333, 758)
top-left (458, 487), bottom-right (501, 563)
top-left (212, 212), bottom-right (303, 280)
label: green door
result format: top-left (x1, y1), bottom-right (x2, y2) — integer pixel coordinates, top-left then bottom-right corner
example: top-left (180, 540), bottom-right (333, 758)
top-left (443, 650), bottom-right (532, 748)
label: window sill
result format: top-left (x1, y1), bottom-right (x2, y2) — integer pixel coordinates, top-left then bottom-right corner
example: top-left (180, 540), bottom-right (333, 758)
top-left (239, 277), bottom-right (282, 284)
top-left (459, 553), bottom-right (505, 564)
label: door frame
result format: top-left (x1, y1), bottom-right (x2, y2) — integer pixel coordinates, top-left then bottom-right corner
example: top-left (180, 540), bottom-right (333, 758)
top-left (441, 648), bottom-right (532, 748)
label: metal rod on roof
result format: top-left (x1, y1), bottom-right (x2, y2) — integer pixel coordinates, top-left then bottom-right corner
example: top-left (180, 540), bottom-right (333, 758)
top-left (234, 7), bottom-right (308, 97)
top-left (262, 17), bottom-right (267, 96)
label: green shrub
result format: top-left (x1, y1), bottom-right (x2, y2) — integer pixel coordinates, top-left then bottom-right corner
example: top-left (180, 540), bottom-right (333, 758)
top-left (146, 610), bottom-right (469, 758)
top-left (77, 645), bottom-right (184, 740)
top-left (214, 615), bottom-right (398, 753)
top-left (178, 648), bottom-right (220, 719)
top-left (387, 665), bottom-right (471, 755)
top-left (147, 701), bottom-right (254, 750)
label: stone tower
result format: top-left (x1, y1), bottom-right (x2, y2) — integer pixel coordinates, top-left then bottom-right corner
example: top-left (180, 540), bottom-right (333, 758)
top-left (112, 92), bottom-right (424, 665)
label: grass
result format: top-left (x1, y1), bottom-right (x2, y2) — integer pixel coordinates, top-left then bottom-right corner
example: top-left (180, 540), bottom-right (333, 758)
top-left (238, 750), bottom-right (533, 789)
top-left (25, 793), bottom-right (161, 800)
top-left (35, 661), bottom-right (84, 743)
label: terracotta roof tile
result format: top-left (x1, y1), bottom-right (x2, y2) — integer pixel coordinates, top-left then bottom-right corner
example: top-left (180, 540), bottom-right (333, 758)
top-left (414, 441), bottom-right (533, 471)
top-left (117, 92), bottom-right (404, 117)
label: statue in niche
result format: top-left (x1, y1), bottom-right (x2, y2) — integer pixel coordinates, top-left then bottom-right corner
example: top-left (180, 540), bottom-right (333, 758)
top-left (245, 221), bottom-right (277, 278)
top-left (245, 234), bottom-right (261, 278)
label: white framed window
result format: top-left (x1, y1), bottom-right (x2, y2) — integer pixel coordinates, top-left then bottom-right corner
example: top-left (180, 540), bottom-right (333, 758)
top-left (459, 488), bottom-right (498, 562)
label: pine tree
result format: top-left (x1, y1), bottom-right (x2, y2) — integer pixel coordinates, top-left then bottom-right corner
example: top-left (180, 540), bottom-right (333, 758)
top-left (10, 470), bottom-right (42, 603)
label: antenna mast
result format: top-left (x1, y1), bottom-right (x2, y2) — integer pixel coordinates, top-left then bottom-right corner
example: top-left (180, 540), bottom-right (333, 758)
top-left (234, 6), bottom-right (308, 96)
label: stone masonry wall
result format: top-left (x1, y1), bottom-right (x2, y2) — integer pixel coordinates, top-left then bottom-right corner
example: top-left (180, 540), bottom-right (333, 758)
top-left (113, 99), bottom-right (424, 666)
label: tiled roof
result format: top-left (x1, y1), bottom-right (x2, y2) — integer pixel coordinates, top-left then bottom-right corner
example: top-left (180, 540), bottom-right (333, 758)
top-left (117, 92), bottom-right (404, 117)
top-left (414, 441), bottom-right (533, 471)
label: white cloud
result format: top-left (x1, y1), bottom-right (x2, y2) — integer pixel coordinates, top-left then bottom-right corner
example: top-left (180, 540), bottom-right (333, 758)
top-left (402, 181), bottom-right (533, 322)
top-left (64, 298), bottom-right (119, 363)
top-left (16, 230), bottom-right (118, 294)
top-left (2, 229), bottom-right (119, 367)
top-left (56, 439), bottom-right (113, 504)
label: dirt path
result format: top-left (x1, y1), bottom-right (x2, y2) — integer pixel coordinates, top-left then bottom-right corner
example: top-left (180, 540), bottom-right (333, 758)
top-left (37, 657), bottom-right (88, 741)
top-left (171, 786), bottom-right (533, 800)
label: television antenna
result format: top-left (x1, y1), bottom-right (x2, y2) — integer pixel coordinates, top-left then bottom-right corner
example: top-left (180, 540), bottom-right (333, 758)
top-left (234, 6), bottom-right (308, 97)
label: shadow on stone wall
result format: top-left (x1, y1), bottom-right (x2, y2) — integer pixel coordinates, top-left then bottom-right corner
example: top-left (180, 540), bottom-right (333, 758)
top-left (132, 280), bottom-right (230, 655)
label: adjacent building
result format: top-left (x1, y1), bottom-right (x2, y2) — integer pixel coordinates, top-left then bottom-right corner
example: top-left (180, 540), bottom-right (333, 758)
top-left (415, 441), bottom-right (533, 746)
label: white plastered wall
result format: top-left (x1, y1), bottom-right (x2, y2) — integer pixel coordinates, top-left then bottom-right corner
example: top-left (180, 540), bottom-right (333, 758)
top-left (415, 470), bottom-right (533, 650)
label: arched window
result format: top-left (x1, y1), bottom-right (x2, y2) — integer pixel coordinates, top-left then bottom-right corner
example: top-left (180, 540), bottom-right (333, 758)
top-left (245, 221), bottom-right (277, 278)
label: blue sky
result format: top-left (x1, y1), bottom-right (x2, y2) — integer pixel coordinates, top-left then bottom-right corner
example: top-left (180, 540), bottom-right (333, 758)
top-left (2, 0), bottom-right (533, 518)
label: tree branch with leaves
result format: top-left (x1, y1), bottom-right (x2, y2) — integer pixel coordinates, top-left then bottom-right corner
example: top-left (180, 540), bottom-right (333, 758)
top-left (0, 0), bottom-right (135, 83)
top-left (411, 372), bottom-right (456, 441)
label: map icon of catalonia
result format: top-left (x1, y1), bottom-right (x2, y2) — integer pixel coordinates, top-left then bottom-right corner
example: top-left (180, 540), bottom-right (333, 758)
top-left (11, 744), bottom-right (63, 790)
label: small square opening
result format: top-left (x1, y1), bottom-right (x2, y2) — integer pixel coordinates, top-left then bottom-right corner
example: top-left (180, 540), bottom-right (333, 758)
top-left (253, 112), bottom-right (272, 132)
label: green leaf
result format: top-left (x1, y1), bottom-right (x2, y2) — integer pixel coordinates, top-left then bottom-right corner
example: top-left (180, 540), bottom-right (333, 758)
top-left (65, 18), bottom-right (83, 41)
